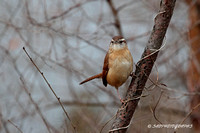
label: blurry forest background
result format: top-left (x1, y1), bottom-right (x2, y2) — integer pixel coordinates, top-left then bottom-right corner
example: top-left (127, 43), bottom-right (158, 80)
top-left (0, 0), bottom-right (200, 133)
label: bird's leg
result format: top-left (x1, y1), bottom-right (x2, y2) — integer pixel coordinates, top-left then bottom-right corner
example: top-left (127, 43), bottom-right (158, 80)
top-left (117, 88), bottom-right (125, 103)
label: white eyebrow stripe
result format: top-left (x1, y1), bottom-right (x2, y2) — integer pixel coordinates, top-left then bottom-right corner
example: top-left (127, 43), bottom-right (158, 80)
top-left (120, 38), bottom-right (125, 41)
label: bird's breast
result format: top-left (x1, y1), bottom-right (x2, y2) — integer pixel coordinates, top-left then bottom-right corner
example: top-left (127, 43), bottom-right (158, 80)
top-left (106, 48), bottom-right (133, 88)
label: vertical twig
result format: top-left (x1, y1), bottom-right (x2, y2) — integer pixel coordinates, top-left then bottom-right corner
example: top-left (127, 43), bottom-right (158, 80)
top-left (107, 0), bottom-right (123, 36)
top-left (110, 0), bottom-right (176, 132)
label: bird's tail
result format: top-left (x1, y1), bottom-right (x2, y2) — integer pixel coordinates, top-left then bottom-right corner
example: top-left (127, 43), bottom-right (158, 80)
top-left (79, 73), bottom-right (102, 85)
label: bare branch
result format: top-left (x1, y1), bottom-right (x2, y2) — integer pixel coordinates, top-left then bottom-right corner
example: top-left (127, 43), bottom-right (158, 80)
top-left (107, 0), bottom-right (122, 36)
top-left (20, 77), bottom-right (55, 133)
top-left (22, 47), bottom-right (76, 132)
top-left (7, 120), bottom-right (23, 133)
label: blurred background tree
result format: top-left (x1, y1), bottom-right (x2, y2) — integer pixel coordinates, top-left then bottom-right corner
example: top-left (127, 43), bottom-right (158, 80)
top-left (185, 0), bottom-right (200, 132)
top-left (0, 0), bottom-right (198, 133)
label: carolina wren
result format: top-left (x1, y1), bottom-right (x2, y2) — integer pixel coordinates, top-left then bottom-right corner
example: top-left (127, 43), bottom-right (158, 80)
top-left (80, 36), bottom-right (133, 102)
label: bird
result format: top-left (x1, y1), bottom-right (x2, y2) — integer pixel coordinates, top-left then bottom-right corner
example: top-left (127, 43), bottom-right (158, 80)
top-left (80, 36), bottom-right (133, 103)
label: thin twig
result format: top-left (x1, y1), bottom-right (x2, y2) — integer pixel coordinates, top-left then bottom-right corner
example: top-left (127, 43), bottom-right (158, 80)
top-left (20, 77), bottom-right (53, 133)
top-left (152, 90), bottom-right (163, 124)
top-left (109, 123), bottom-right (130, 132)
top-left (107, 0), bottom-right (122, 36)
top-left (174, 102), bottom-right (200, 132)
top-left (180, 102), bottom-right (200, 125)
top-left (22, 47), bottom-right (76, 131)
top-left (7, 120), bottom-right (23, 133)
top-left (100, 114), bottom-right (116, 133)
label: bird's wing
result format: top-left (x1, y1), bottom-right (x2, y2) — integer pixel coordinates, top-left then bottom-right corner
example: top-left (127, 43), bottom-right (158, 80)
top-left (102, 52), bottom-right (109, 87)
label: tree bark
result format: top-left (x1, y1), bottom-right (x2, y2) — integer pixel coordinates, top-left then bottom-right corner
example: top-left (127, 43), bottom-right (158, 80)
top-left (110, 0), bottom-right (176, 132)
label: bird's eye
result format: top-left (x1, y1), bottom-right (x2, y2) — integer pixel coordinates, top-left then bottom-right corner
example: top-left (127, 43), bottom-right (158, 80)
top-left (111, 41), bottom-right (114, 44)
top-left (119, 40), bottom-right (124, 44)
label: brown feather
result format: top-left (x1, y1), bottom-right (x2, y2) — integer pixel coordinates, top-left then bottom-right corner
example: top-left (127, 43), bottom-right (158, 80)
top-left (106, 47), bottom-right (133, 89)
top-left (102, 52), bottom-right (109, 87)
top-left (79, 73), bottom-right (102, 85)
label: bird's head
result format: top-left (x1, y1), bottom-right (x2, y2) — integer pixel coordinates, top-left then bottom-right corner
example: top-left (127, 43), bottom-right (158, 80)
top-left (109, 36), bottom-right (127, 50)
